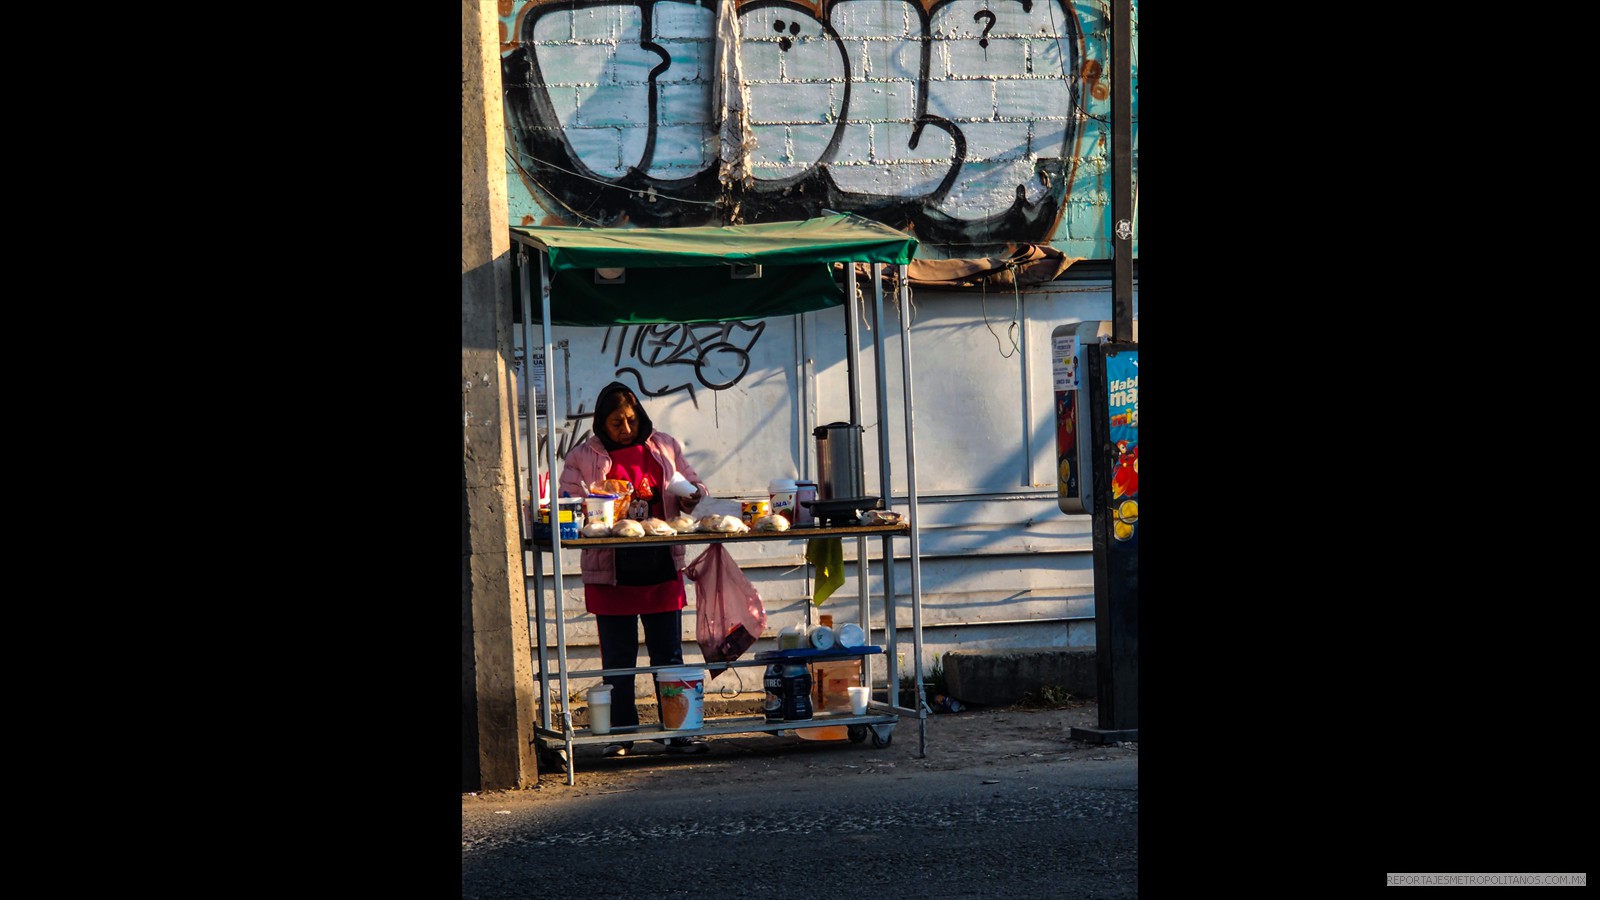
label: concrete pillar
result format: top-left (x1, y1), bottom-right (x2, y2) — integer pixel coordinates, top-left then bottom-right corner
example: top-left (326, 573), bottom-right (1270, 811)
top-left (462, 0), bottom-right (537, 791)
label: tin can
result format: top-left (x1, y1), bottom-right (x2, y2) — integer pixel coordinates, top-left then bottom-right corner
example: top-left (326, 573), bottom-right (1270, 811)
top-left (740, 498), bottom-right (770, 525)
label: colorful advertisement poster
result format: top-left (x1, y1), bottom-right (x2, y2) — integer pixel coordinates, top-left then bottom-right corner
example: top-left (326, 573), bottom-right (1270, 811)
top-left (1056, 389), bottom-right (1079, 504)
top-left (1052, 327), bottom-right (1083, 513)
top-left (1106, 350), bottom-right (1138, 546)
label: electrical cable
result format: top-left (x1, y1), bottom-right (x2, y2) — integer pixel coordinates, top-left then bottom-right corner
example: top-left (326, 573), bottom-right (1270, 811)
top-left (506, 145), bottom-right (721, 210)
top-left (979, 265), bottom-right (1020, 358)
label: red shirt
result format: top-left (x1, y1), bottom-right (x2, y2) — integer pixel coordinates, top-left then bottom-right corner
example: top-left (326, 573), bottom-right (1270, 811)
top-left (606, 444), bottom-right (664, 521)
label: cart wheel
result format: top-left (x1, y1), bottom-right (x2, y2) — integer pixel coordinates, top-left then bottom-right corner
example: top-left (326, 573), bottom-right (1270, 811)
top-left (538, 745), bottom-right (569, 772)
top-left (847, 724), bottom-right (868, 744)
top-left (870, 727), bottom-right (893, 749)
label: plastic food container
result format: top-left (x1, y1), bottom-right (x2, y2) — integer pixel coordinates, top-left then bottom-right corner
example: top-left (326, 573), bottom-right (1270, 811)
top-left (778, 623), bottom-right (807, 650)
top-left (537, 497), bottom-right (585, 540)
top-left (769, 478), bottom-right (798, 522)
top-left (835, 622), bottom-right (866, 648)
top-left (656, 667), bottom-right (706, 730)
top-left (586, 684), bottom-right (612, 735)
top-left (740, 498), bottom-right (771, 525)
top-left (584, 493), bottom-right (619, 530)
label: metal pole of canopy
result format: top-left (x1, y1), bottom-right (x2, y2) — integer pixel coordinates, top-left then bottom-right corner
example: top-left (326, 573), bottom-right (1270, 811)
top-left (896, 264), bottom-right (927, 757)
top-left (509, 252), bottom-right (531, 548)
top-left (841, 262), bottom-right (869, 633)
top-left (843, 263), bottom-right (862, 427)
top-left (539, 252), bottom-right (576, 784)
top-left (517, 250), bottom-right (551, 732)
top-left (869, 262), bottom-right (895, 705)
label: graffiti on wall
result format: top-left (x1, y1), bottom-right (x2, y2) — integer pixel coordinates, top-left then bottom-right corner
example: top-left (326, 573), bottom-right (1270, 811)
top-left (500, 0), bottom-right (1134, 257)
top-left (604, 320), bottom-right (767, 402)
top-left (533, 315), bottom-right (762, 459)
top-left (515, 317), bottom-right (767, 465)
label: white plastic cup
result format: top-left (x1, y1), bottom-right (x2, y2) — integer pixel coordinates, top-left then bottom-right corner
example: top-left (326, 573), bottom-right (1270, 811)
top-left (847, 686), bottom-right (871, 715)
top-left (587, 685), bottom-right (613, 735)
top-left (666, 472), bottom-right (698, 499)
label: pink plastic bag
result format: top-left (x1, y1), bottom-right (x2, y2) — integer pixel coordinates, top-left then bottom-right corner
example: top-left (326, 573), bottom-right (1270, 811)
top-left (683, 543), bottom-right (768, 679)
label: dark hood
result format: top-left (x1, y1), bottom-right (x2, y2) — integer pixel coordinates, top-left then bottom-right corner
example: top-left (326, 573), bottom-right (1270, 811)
top-left (592, 381), bottom-right (655, 450)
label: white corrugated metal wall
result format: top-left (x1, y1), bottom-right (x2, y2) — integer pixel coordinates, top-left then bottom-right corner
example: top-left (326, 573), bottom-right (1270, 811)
top-left (519, 276), bottom-right (1134, 694)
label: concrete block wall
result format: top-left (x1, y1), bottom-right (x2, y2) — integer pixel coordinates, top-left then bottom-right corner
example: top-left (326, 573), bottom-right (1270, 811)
top-left (942, 647), bottom-right (1096, 707)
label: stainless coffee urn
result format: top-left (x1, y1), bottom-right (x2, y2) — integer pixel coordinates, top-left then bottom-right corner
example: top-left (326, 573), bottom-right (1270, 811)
top-left (813, 422), bottom-right (864, 500)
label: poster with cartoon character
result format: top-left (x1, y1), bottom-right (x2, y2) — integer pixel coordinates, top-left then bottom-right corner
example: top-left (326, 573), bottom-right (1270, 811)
top-left (1052, 327), bottom-right (1084, 513)
top-left (1105, 350), bottom-right (1138, 547)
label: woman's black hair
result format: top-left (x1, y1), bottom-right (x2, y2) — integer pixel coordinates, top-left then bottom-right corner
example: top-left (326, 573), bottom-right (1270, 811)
top-left (592, 381), bottom-right (655, 449)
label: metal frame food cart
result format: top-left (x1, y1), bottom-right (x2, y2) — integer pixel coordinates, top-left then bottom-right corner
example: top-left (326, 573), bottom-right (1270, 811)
top-left (508, 213), bottom-right (929, 784)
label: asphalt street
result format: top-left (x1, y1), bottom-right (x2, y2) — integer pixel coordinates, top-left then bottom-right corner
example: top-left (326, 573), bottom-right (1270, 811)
top-left (463, 703), bottom-right (1138, 898)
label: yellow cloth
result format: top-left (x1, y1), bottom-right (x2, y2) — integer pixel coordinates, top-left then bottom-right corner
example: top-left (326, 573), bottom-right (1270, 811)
top-left (805, 538), bottom-right (845, 606)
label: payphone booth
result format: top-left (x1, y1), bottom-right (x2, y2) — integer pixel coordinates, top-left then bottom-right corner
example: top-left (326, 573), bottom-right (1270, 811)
top-left (1052, 322), bottom-right (1138, 741)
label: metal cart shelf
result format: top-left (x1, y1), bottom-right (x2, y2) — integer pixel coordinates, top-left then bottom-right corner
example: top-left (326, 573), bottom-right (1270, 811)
top-left (527, 528), bottom-right (921, 782)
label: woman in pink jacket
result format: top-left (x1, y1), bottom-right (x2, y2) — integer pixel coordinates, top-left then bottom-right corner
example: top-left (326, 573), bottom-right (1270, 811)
top-left (558, 382), bottom-right (710, 757)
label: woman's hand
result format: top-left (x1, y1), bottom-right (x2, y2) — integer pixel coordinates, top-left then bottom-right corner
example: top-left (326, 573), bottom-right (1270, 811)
top-left (678, 487), bottom-right (703, 512)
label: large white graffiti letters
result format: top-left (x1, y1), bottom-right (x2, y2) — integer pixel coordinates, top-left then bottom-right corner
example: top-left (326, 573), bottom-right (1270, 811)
top-left (501, 0), bottom-right (1084, 251)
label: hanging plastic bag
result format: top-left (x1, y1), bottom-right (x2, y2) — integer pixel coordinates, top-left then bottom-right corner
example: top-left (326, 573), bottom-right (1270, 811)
top-left (683, 543), bottom-right (768, 679)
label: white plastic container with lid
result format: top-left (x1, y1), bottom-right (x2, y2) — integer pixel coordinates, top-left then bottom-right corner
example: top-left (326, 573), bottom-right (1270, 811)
top-left (810, 612), bottom-right (836, 649)
top-left (586, 684), bottom-right (613, 734)
top-left (778, 623), bottom-right (807, 650)
top-left (768, 477), bottom-right (798, 523)
top-left (656, 667), bottom-right (706, 730)
top-left (584, 493), bottom-right (619, 530)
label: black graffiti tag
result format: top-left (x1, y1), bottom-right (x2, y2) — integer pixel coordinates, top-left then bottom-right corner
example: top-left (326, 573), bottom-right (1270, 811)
top-left (601, 320), bottom-right (767, 405)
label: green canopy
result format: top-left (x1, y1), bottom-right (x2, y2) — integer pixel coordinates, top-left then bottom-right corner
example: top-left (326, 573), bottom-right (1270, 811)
top-left (510, 213), bottom-right (918, 326)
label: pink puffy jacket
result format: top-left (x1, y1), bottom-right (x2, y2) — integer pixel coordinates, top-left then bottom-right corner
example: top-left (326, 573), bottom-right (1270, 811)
top-left (556, 432), bottom-right (707, 585)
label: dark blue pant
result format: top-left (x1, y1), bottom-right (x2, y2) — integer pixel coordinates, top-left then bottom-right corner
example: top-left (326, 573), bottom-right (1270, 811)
top-left (595, 609), bottom-right (684, 730)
